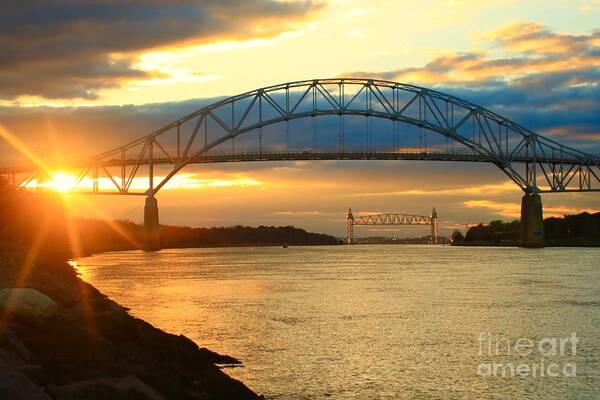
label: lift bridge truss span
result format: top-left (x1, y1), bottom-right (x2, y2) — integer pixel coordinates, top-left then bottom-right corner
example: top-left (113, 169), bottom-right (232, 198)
top-left (345, 208), bottom-right (440, 245)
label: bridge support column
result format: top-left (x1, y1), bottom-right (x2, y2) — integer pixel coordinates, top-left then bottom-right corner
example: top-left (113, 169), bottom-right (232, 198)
top-left (520, 192), bottom-right (545, 248)
top-left (143, 195), bottom-right (161, 251)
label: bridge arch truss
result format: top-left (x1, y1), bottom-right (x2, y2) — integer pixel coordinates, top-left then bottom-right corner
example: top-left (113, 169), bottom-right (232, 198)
top-left (5, 78), bottom-right (600, 196)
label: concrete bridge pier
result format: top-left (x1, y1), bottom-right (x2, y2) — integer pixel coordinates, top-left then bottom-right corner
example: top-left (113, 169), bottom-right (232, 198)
top-left (520, 192), bottom-right (545, 248)
top-left (143, 195), bottom-right (161, 251)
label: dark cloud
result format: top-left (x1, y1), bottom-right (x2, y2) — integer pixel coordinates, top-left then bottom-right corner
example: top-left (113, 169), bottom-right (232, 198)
top-left (443, 83), bottom-right (600, 153)
top-left (0, 96), bottom-right (220, 162)
top-left (0, 0), bottom-right (322, 99)
top-left (513, 68), bottom-right (600, 91)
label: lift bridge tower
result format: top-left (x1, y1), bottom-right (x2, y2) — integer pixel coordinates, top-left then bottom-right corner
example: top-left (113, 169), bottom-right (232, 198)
top-left (346, 208), bottom-right (439, 245)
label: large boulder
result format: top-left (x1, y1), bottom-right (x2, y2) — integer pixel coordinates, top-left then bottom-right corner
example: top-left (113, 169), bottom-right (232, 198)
top-left (0, 289), bottom-right (58, 322)
top-left (54, 376), bottom-right (165, 400)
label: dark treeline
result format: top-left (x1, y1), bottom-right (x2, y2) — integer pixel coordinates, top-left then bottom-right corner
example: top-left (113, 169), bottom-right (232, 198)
top-left (159, 224), bottom-right (340, 248)
top-left (72, 220), bottom-right (341, 254)
top-left (0, 190), bottom-right (340, 257)
top-left (451, 212), bottom-right (600, 246)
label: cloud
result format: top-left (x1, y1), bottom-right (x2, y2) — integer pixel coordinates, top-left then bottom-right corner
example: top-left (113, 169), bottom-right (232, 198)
top-left (342, 22), bottom-right (600, 152)
top-left (345, 22), bottom-right (599, 89)
top-left (463, 200), bottom-right (599, 219)
top-left (271, 211), bottom-right (328, 216)
top-left (31, 172), bottom-right (262, 192)
top-left (0, 1), bottom-right (323, 100)
top-left (345, 181), bottom-right (517, 197)
top-left (578, 0), bottom-right (600, 12)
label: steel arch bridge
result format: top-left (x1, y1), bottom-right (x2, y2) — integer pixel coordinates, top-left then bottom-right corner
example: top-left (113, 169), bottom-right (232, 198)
top-left (2, 78), bottom-right (599, 248)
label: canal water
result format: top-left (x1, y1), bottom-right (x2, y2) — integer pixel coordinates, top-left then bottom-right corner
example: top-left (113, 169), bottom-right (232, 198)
top-left (76, 245), bottom-right (600, 399)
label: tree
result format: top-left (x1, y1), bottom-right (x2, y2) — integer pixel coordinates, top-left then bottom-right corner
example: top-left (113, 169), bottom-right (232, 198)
top-left (451, 230), bottom-right (465, 243)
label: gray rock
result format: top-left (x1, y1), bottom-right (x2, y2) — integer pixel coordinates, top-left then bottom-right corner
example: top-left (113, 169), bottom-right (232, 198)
top-left (55, 376), bottom-right (165, 400)
top-left (0, 368), bottom-right (51, 400)
top-left (0, 288), bottom-right (58, 321)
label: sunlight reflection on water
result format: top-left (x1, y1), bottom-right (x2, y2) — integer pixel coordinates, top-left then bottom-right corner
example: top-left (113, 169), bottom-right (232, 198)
top-left (77, 245), bottom-right (600, 399)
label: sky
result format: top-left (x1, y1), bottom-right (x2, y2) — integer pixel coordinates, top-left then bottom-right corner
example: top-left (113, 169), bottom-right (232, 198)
top-left (1, 0), bottom-right (599, 237)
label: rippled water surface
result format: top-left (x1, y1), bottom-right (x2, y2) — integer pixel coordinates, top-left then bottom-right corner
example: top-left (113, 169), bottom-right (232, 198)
top-left (76, 245), bottom-right (600, 399)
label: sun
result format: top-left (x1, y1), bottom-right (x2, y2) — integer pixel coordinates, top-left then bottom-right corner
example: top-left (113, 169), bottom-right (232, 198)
top-left (47, 172), bottom-right (77, 193)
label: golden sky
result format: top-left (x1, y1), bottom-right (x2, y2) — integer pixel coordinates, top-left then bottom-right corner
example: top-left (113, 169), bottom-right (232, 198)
top-left (1, 0), bottom-right (599, 236)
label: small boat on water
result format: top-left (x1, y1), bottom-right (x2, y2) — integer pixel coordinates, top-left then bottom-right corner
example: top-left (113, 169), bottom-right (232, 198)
top-left (282, 242), bottom-right (288, 248)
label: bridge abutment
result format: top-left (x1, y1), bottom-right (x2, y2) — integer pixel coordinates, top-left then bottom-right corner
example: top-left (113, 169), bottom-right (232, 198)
top-left (520, 192), bottom-right (545, 248)
top-left (143, 195), bottom-right (161, 251)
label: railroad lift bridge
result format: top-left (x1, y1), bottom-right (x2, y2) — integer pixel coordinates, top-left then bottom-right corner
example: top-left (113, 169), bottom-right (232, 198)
top-left (2, 78), bottom-right (600, 250)
top-left (345, 208), bottom-right (439, 245)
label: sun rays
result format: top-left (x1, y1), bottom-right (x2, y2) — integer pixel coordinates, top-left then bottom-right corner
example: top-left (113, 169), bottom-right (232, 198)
top-left (0, 121), bottom-right (141, 272)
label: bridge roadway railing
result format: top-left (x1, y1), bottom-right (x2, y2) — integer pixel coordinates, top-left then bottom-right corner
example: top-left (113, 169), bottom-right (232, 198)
top-left (2, 147), bottom-right (598, 196)
top-left (0, 147), bottom-right (589, 173)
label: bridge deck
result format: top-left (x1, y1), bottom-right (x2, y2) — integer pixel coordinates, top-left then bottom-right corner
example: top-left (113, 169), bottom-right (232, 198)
top-left (0, 150), bottom-right (588, 174)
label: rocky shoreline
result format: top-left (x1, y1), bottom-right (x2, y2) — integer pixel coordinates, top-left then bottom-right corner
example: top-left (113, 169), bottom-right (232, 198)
top-left (0, 250), bottom-right (262, 399)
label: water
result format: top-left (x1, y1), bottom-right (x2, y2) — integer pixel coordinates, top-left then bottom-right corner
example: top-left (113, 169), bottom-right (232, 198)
top-left (75, 245), bottom-right (600, 399)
